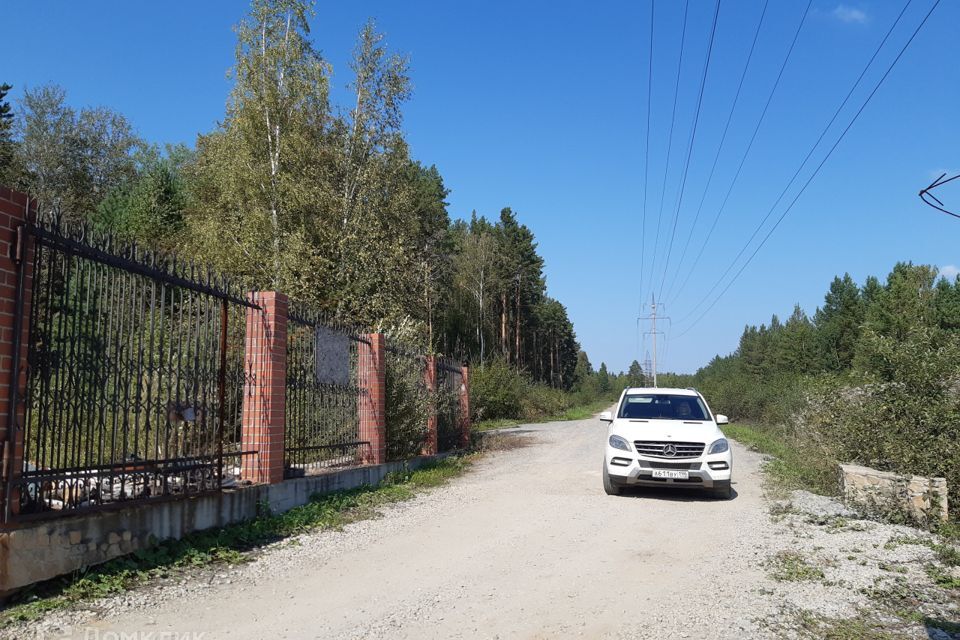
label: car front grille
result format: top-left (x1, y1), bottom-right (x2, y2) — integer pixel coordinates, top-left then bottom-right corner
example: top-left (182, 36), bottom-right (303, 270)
top-left (646, 476), bottom-right (703, 483)
top-left (634, 441), bottom-right (705, 459)
top-left (646, 461), bottom-right (701, 470)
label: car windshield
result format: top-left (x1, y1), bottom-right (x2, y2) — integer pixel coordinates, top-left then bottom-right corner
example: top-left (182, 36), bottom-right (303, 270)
top-left (617, 394), bottom-right (711, 421)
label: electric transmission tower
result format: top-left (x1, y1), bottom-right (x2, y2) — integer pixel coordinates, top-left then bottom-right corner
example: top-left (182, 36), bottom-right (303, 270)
top-left (639, 295), bottom-right (670, 388)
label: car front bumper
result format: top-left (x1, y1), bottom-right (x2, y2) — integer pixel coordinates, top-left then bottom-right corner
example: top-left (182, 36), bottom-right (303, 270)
top-left (605, 448), bottom-right (733, 489)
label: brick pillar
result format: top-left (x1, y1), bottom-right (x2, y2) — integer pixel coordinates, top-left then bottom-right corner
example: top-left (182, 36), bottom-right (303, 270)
top-left (358, 333), bottom-right (386, 465)
top-left (459, 365), bottom-right (471, 449)
top-left (421, 355), bottom-right (437, 456)
top-left (241, 291), bottom-right (288, 485)
top-left (0, 187), bottom-right (35, 520)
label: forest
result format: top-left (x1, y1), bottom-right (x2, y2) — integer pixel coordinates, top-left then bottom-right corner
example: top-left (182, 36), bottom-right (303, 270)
top-left (0, 1), bottom-right (623, 423)
top-left (661, 263), bottom-right (960, 519)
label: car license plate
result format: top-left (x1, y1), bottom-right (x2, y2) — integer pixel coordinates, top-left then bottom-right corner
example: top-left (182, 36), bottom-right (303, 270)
top-left (651, 469), bottom-right (689, 480)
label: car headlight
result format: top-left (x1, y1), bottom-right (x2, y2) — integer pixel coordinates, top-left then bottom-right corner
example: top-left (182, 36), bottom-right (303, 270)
top-left (708, 438), bottom-right (729, 455)
top-left (608, 435), bottom-right (631, 451)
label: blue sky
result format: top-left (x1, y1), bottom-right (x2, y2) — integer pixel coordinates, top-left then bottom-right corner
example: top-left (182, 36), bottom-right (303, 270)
top-left (5, 1), bottom-right (958, 374)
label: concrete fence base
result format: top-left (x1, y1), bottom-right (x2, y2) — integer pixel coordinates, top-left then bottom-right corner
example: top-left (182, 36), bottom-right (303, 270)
top-left (840, 463), bottom-right (949, 524)
top-left (0, 455), bottom-right (447, 596)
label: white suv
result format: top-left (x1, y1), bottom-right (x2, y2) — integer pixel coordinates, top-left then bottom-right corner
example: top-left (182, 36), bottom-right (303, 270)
top-left (601, 387), bottom-right (733, 499)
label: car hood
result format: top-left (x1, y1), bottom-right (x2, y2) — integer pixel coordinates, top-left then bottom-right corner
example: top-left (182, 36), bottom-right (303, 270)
top-left (609, 419), bottom-right (722, 444)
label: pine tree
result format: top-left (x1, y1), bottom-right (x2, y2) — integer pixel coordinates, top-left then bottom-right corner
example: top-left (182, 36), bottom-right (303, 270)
top-left (814, 274), bottom-right (863, 371)
top-left (597, 363), bottom-right (611, 394)
top-left (0, 83), bottom-right (13, 183)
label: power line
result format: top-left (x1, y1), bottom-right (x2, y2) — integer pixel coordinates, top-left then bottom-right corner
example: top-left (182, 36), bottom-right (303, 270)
top-left (674, 0), bottom-right (942, 340)
top-left (666, 0), bottom-right (812, 306)
top-left (660, 0), bottom-right (769, 301)
top-left (919, 172), bottom-right (960, 218)
top-left (656, 0), bottom-right (722, 302)
top-left (675, 0), bottom-right (916, 327)
top-left (638, 0), bottom-right (655, 318)
top-left (646, 0), bottom-right (689, 301)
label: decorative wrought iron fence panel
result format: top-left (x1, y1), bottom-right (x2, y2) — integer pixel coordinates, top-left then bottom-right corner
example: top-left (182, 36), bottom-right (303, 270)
top-left (284, 306), bottom-right (365, 476)
top-left (436, 358), bottom-right (463, 452)
top-left (383, 340), bottom-right (430, 461)
top-left (12, 220), bottom-right (255, 520)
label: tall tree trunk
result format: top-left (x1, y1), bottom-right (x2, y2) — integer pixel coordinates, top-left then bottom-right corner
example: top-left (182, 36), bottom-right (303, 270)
top-left (554, 338), bottom-right (561, 388)
top-left (500, 293), bottom-right (508, 360)
top-left (424, 261), bottom-right (433, 347)
top-left (549, 334), bottom-right (555, 388)
top-left (515, 275), bottom-right (521, 368)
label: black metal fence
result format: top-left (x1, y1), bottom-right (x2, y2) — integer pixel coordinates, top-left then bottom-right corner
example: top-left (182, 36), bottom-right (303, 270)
top-left (2, 214), bottom-right (468, 522)
top-left (383, 339), bottom-right (429, 461)
top-left (284, 305), bottom-right (368, 477)
top-left (436, 357), bottom-right (464, 452)
top-left (12, 219), bottom-right (255, 519)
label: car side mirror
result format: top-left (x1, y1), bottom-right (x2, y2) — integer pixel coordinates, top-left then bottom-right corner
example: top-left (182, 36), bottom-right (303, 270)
top-left (599, 411), bottom-right (613, 423)
top-left (715, 414), bottom-right (729, 425)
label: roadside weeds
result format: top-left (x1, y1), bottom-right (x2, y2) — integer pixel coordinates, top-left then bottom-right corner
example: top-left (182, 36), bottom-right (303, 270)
top-left (474, 398), bottom-right (613, 432)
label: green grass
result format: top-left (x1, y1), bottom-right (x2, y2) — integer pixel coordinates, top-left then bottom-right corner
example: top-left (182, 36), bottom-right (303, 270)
top-left (793, 612), bottom-right (897, 640)
top-left (767, 551), bottom-right (826, 582)
top-left (474, 417), bottom-right (523, 431)
top-left (926, 564), bottom-right (960, 590)
top-left (723, 422), bottom-right (839, 495)
top-left (0, 456), bottom-right (472, 628)
top-left (474, 398), bottom-right (614, 431)
top-left (553, 398), bottom-right (614, 421)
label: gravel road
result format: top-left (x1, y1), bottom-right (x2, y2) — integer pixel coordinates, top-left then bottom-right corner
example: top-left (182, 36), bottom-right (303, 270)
top-left (20, 411), bottom-right (960, 639)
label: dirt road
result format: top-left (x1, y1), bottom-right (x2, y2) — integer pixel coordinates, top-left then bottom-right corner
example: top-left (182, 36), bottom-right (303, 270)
top-left (74, 411), bottom-right (784, 639)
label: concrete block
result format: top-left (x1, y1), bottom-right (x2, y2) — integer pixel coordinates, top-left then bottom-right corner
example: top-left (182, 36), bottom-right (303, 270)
top-left (840, 463), bottom-right (948, 523)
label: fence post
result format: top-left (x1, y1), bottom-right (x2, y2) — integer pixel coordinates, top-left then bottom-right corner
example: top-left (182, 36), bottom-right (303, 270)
top-left (459, 365), bottom-right (471, 449)
top-left (241, 291), bottom-right (288, 485)
top-left (421, 355), bottom-right (437, 456)
top-left (358, 333), bottom-right (386, 465)
top-left (0, 187), bottom-right (34, 520)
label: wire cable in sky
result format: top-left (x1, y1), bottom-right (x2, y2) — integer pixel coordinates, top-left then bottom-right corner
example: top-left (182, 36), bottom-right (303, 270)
top-left (638, 0), bottom-right (655, 322)
top-left (675, 0), bottom-right (915, 327)
top-left (919, 172), bottom-right (960, 219)
top-left (656, 0), bottom-right (722, 302)
top-left (646, 0), bottom-right (689, 302)
top-left (674, 0), bottom-right (941, 340)
top-left (659, 0), bottom-right (769, 302)
top-left (666, 0), bottom-right (812, 307)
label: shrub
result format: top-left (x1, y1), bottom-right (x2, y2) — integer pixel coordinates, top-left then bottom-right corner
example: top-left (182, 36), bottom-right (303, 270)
top-left (520, 384), bottom-right (574, 421)
top-left (794, 328), bottom-right (960, 519)
top-left (469, 359), bottom-right (527, 421)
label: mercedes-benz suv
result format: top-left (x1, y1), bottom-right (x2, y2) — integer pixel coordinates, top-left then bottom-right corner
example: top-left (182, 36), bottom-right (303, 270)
top-left (601, 387), bottom-right (733, 499)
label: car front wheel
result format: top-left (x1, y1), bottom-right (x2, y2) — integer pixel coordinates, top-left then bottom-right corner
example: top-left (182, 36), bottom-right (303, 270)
top-left (712, 481), bottom-right (733, 500)
top-left (602, 463), bottom-right (622, 496)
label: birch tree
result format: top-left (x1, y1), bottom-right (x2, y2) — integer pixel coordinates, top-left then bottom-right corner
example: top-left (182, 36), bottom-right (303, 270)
top-left (188, 0), bottom-right (331, 291)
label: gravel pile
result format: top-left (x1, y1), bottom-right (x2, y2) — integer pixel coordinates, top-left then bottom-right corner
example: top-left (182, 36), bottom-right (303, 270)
top-left (759, 490), bottom-right (958, 639)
